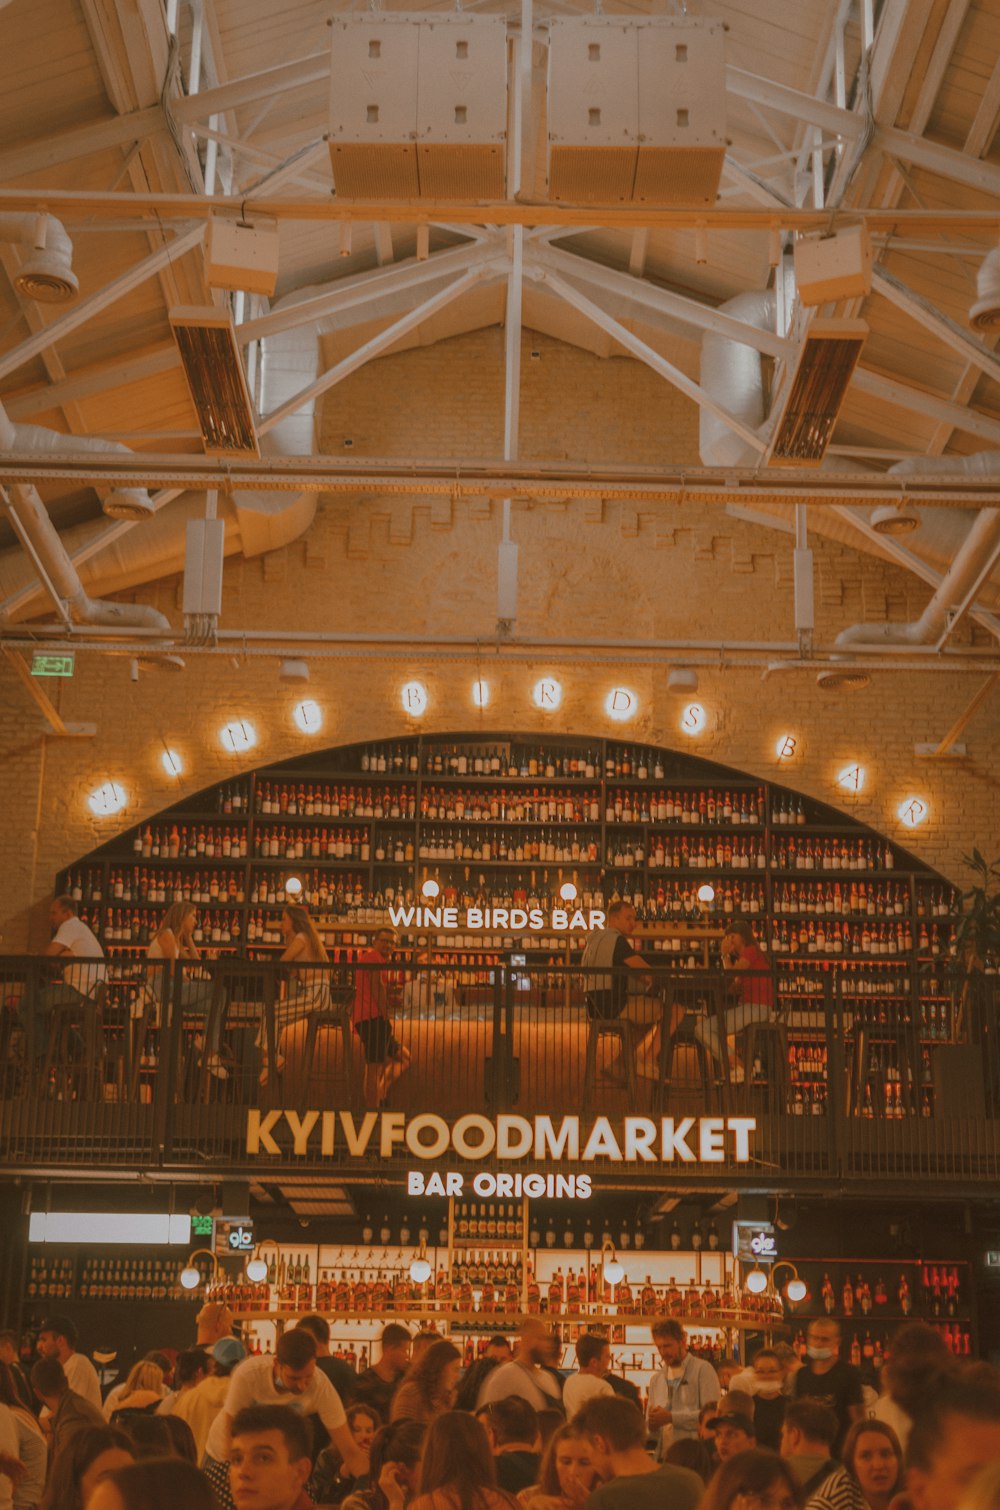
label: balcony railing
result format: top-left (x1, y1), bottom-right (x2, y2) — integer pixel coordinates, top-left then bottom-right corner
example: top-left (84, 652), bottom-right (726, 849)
top-left (1, 954), bottom-right (998, 1186)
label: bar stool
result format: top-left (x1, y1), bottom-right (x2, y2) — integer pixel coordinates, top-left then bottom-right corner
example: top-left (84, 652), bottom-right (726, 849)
top-left (656, 1020), bottom-right (719, 1113)
top-left (300, 992), bottom-right (356, 1103)
top-left (742, 1016), bottom-right (790, 1112)
top-left (582, 1017), bottom-right (639, 1108)
top-left (40, 983), bottom-right (107, 1100)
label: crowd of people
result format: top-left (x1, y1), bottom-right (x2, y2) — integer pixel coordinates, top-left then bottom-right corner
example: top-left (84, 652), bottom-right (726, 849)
top-left (0, 1304), bottom-right (995, 1510)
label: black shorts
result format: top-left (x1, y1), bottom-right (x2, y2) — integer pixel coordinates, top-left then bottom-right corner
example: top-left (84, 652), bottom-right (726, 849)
top-left (354, 1017), bottom-right (402, 1065)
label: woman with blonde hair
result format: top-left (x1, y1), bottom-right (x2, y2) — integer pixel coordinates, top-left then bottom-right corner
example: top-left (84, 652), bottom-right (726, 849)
top-left (146, 901), bottom-right (221, 1078)
top-left (260, 904), bottom-right (330, 1086)
top-left (519, 1422), bottom-right (598, 1509)
top-left (107, 1361), bottom-right (166, 1424)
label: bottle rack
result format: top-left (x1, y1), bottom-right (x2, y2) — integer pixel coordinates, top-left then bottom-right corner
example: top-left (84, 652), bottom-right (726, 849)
top-left (788, 1257), bottom-right (974, 1361)
top-left (57, 736), bottom-right (962, 1091)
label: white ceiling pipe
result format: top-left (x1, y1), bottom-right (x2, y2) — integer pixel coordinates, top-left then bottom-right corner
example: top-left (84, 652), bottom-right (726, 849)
top-left (698, 291), bottom-right (776, 468)
top-left (0, 211), bottom-right (78, 302)
top-left (835, 508), bottom-right (1000, 649)
top-left (5, 420), bottom-right (155, 519)
top-left (0, 405), bottom-right (169, 631)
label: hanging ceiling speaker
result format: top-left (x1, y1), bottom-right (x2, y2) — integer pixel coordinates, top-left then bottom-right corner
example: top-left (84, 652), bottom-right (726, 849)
top-left (14, 252), bottom-right (79, 304)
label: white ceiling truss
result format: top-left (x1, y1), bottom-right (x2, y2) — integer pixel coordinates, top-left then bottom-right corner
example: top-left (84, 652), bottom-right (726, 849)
top-left (1, 0), bottom-right (1000, 687)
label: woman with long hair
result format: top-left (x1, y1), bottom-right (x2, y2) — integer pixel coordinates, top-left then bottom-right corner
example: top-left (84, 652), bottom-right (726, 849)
top-left (38, 1425), bottom-right (135, 1510)
top-left (409, 1412), bottom-right (519, 1510)
top-left (840, 1421), bottom-right (904, 1510)
top-left (260, 904), bottom-right (330, 1086)
top-left (146, 900), bottom-right (221, 1078)
top-left (0, 1360), bottom-right (47, 1508)
top-left (342, 1421), bottom-right (427, 1510)
top-left (519, 1422), bottom-right (598, 1509)
top-left (107, 1361), bottom-right (165, 1424)
top-left (390, 1341), bottom-right (462, 1426)
top-left (699, 1450), bottom-right (803, 1510)
top-left (84, 1457), bottom-right (215, 1510)
top-left (870, 1322), bottom-right (957, 1453)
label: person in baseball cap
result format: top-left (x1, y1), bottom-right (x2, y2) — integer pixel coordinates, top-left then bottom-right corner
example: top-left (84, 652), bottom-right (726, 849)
top-left (708, 1393), bottom-right (757, 1464)
top-left (171, 1336), bottom-right (246, 1460)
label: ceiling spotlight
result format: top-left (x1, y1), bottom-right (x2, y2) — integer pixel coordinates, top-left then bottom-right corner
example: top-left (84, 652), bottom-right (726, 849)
top-left (668, 669), bottom-right (699, 694)
top-left (14, 217), bottom-right (79, 303)
top-left (138, 653), bottom-right (186, 673)
top-left (970, 246), bottom-right (1000, 330)
top-left (816, 668), bottom-right (871, 691)
top-left (870, 504), bottom-right (920, 535)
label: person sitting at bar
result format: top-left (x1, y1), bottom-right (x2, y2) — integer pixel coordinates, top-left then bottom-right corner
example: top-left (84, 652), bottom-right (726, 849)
top-left (693, 918), bottom-right (774, 1083)
top-left (580, 900), bottom-right (676, 1084)
top-left (259, 906), bottom-right (330, 1088)
top-left (352, 928), bottom-right (411, 1110)
top-left (341, 1420), bottom-right (426, 1510)
top-left (146, 902), bottom-right (222, 1079)
top-left (30, 1358), bottom-right (104, 1459)
top-left (37, 896), bottom-right (107, 1055)
top-left (226, 1405), bottom-right (316, 1510)
top-left (35, 1316), bottom-right (102, 1412)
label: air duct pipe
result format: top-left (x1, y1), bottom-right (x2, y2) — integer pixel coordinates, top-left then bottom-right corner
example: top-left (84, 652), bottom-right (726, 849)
top-left (4, 420), bottom-right (155, 520)
top-left (0, 212), bottom-right (78, 303)
top-left (699, 290), bottom-right (777, 468)
top-left (0, 405), bottom-right (170, 632)
top-left (835, 506), bottom-right (1000, 649)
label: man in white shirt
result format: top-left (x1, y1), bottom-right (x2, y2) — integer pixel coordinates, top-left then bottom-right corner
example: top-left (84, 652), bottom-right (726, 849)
top-left (563, 1334), bottom-right (615, 1419)
top-left (202, 1329), bottom-right (366, 1510)
top-left (38, 896), bottom-right (107, 1052)
top-left (36, 1315), bottom-right (102, 1411)
top-left (477, 1318), bottom-right (563, 1412)
top-left (646, 1320), bottom-right (721, 1460)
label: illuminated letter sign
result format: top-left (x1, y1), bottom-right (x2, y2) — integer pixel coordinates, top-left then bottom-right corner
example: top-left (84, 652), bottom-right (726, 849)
top-left (775, 734), bottom-right (797, 760)
top-left (533, 678), bottom-right (562, 710)
top-left (898, 796), bottom-right (928, 829)
top-left (837, 764), bottom-right (865, 793)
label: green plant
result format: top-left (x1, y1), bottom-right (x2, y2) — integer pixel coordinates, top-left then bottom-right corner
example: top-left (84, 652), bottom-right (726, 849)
top-left (953, 850), bottom-right (1000, 972)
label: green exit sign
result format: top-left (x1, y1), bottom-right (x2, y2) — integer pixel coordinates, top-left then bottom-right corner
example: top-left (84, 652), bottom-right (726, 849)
top-left (30, 652), bottom-right (75, 678)
top-left (191, 1214), bottom-right (214, 1238)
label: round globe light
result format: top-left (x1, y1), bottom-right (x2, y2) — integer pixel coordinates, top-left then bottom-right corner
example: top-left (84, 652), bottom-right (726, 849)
top-left (745, 1266), bottom-right (768, 1294)
top-left (409, 1256), bottom-right (432, 1284)
top-left (179, 1265), bottom-right (202, 1291)
top-left (246, 1258), bottom-right (268, 1284)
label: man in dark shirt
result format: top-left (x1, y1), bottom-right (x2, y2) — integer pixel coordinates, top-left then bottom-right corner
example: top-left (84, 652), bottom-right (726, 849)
top-left (575, 1396), bottom-right (703, 1510)
top-left (792, 1320), bottom-right (864, 1455)
top-left (489, 1396), bottom-right (542, 1494)
top-left (349, 1323), bottom-right (411, 1422)
top-left (30, 1356), bottom-right (104, 1459)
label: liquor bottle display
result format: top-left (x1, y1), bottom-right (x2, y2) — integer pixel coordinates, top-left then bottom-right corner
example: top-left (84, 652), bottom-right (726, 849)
top-left (57, 734), bottom-right (963, 1114)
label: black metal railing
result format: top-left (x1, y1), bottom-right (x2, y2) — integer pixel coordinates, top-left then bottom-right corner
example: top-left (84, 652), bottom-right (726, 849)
top-left (1, 954), bottom-right (999, 1184)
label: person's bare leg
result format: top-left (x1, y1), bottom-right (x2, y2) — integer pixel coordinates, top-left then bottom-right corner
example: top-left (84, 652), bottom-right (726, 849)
top-left (376, 1045), bottom-right (411, 1103)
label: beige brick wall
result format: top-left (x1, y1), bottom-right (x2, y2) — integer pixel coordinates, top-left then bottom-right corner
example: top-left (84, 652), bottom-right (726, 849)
top-left (0, 329), bottom-right (996, 949)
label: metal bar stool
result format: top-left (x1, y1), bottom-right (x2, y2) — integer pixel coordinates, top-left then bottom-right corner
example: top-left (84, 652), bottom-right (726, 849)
top-left (39, 982), bottom-right (107, 1100)
top-left (742, 1015), bottom-right (790, 1112)
top-left (582, 1014), bottom-right (639, 1109)
top-left (655, 986), bottom-right (720, 1114)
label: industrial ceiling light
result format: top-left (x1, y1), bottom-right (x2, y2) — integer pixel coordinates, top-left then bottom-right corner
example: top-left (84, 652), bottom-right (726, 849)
top-left (816, 667), bottom-right (871, 691)
top-left (170, 307), bottom-right (260, 456)
top-left (970, 247), bottom-right (1000, 330)
top-left (870, 504), bottom-right (920, 536)
top-left (667, 669), bottom-right (699, 693)
top-left (770, 320), bottom-right (868, 465)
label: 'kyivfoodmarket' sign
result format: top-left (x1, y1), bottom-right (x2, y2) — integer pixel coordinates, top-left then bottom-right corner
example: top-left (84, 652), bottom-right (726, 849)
top-left (246, 1110), bottom-right (756, 1167)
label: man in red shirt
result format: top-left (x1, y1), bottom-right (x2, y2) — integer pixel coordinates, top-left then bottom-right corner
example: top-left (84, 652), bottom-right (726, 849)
top-left (352, 927), bottom-right (411, 1108)
top-left (694, 918), bottom-right (775, 1081)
